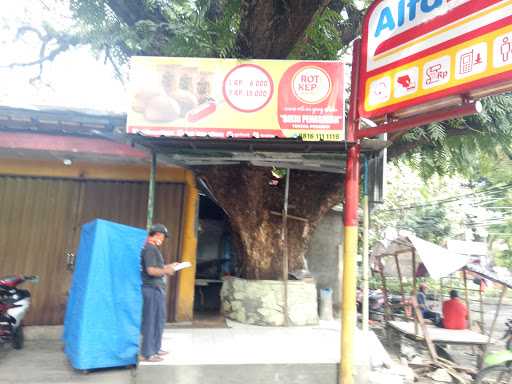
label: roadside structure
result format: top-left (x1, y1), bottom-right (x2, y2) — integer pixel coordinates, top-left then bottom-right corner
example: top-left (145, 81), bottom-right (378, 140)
top-left (0, 104), bottom-right (385, 327)
top-left (0, 105), bottom-right (198, 324)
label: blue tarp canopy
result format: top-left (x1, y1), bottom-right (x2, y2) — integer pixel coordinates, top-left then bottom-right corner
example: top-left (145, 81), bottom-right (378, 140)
top-left (63, 219), bottom-right (147, 370)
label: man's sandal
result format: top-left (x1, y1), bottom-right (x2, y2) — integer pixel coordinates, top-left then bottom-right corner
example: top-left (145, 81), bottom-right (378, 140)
top-left (141, 355), bottom-right (164, 362)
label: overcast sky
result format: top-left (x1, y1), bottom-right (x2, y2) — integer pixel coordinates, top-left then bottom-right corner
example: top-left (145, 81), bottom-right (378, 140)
top-left (0, 1), bottom-right (127, 112)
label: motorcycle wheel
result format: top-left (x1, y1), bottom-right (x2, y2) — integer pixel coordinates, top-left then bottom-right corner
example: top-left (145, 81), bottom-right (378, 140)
top-left (12, 326), bottom-right (24, 350)
top-left (475, 365), bottom-right (512, 383)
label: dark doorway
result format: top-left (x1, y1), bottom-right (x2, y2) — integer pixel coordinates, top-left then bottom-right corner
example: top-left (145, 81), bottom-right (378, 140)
top-left (194, 194), bottom-right (235, 322)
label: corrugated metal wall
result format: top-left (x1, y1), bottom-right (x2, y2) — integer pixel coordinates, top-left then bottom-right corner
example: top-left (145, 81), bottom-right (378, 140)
top-left (0, 176), bottom-right (185, 325)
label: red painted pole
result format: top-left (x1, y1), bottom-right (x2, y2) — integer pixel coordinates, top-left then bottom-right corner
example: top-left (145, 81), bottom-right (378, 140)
top-left (347, 39), bottom-right (361, 143)
top-left (343, 145), bottom-right (361, 228)
top-left (341, 143), bottom-right (360, 384)
top-left (340, 38), bottom-right (362, 384)
top-left (356, 101), bottom-right (482, 139)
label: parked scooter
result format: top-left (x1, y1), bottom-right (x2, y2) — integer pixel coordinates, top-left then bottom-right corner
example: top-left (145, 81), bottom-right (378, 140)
top-left (356, 288), bottom-right (406, 320)
top-left (0, 275), bottom-right (38, 349)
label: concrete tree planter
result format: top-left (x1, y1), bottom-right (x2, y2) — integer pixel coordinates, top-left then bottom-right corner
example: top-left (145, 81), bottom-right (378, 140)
top-left (221, 277), bottom-right (319, 326)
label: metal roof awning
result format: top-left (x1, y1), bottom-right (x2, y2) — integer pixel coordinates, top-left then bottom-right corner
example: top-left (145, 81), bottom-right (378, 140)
top-left (0, 105), bottom-right (125, 136)
top-left (464, 263), bottom-right (512, 289)
top-left (371, 235), bottom-right (470, 279)
top-left (0, 105), bottom-right (389, 173)
top-left (129, 135), bottom-right (389, 173)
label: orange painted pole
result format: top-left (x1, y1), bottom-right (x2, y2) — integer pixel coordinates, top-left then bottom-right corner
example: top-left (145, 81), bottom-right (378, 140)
top-left (340, 37), bottom-right (362, 384)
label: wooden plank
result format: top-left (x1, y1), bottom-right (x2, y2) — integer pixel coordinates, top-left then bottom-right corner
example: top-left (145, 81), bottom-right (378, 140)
top-left (270, 210), bottom-right (308, 222)
top-left (388, 321), bottom-right (489, 345)
top-left (436, 360), bottom-right (470, 384)
top-left (281, 169), bottom-right (290, 327)
top-left (479, 286), bottom-right (484, 332)
top-left (412, 249), bottom-right (418, 335)
top-left (462, 270), bottom-right (472, 327)
top-left (412, 296), bottom-right (438, 361)
top-left (394, 254), bottom-right (406, 315)
top-left (379, 263), bottom-right (391, 320)
top-left (481, 285), bottom-right (507, 367)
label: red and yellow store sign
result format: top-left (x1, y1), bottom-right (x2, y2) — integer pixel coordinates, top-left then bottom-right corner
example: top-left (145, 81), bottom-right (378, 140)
top-left (127, 57), bottom-right (344, 141)
top-left (359, 0), bottom-right (512, 118)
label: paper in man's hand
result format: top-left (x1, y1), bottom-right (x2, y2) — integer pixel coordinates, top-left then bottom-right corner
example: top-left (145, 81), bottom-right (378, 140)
top-left (173, 261), bottom-right (192, 271)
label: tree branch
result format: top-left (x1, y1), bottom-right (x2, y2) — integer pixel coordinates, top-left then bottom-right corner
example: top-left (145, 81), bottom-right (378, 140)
top-left (105, 0), bottom-right (168, 27)
top-left (387, 127), bottom-right (479, 159)
top-left (104, 0), bottom-right (175, 56)
top-left (289, 0), bottom-right (332, 57)
top-left (103, 46), bottom-right (125, 86)
top-left (236, 0), bottom-right (329, 59)
top-left (339, 1), bottom-right (364, 46)
top-left (4, 25), bottom-right (86, 83)
top-left (206, 0), bottom-right (226, 22)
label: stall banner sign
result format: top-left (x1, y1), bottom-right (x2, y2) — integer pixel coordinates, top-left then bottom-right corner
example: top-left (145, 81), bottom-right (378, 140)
top-left (359, 0), bottom-right (512, 118)
top-left (127, 57), bottom-right (344, 141)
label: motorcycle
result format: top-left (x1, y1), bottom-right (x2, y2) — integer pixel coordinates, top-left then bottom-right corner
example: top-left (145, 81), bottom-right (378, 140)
top-left (0, 275), bottom-right (38, 349)
top-left (357, 288), bottom-right (407, 320)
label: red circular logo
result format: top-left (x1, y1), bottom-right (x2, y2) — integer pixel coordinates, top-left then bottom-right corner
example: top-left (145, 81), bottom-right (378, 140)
top-left (223, 64), bottom-right (274, 112)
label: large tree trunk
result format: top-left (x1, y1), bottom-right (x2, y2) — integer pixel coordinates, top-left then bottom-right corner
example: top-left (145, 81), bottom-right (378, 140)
top-left (96, 0), bottom-right (351, 280)
top-left (197, 165), bottom-right (343, 279)
top-left (236, 0), bottom-right (330, 58)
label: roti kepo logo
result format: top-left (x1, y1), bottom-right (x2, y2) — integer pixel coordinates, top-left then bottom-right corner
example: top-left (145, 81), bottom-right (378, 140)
top-left (291, 66), bottom-right (332, 104)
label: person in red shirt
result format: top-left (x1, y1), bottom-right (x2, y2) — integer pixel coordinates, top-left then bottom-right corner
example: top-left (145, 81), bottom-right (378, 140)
top-left (442, 290), bottom-right (468, 330)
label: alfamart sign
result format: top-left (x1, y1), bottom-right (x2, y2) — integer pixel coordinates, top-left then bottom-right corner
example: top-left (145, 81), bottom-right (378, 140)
top-left (359, 0), bottom-right (512, 118)
top-left (127, 57), bottom-right (344, 141)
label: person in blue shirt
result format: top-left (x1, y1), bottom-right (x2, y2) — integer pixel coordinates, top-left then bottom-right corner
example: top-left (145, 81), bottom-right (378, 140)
top-left (417, 283), bottom-right (442, 326)
top-left (140, 224), bottom-right (178, 362)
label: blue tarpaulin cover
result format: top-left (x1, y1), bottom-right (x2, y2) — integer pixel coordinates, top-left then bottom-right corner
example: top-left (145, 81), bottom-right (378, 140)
top-left (63, 219), bottom-right (147, 370)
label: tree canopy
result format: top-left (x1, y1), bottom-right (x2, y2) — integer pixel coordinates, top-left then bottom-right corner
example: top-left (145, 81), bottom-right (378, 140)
top-left (4, 0), bottom-right (512, 277)
top-left (5, 0), bottom-right (512, 170)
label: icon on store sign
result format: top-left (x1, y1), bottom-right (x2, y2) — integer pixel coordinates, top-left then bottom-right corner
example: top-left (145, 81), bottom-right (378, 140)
top-left (374, 81), bottom-right (387, 96)
top-left (459, 50), bottom-right (483, 75)
top-left (501, 36), bottom-right (511, 63)
top-left (460, 51), bottom-right (474, 74)
top-left (455, 43), bottom-right (487, 80)
top-left (422, 56), bottom-right (450, 89)
top-left (426, 64), bottom-right (448, 85)
top-left (397, 75), bottom-right (415, 90)
top-left (368, 76), bottom-right (391, 106)
top-left (493, 34), bottom-right (512, 68)
top-left (394, 67), bottom-right (418, 99)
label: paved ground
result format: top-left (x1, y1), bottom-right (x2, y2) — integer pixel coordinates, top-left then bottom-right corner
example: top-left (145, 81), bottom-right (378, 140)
top-left (4, 300), bottom-right (508, 384)
top-left (0, 340), bottom-right (342, 384)
top-left (0, 320), bottom-right (402, 384)
top-left (0, 340), bottom-right (134, 384)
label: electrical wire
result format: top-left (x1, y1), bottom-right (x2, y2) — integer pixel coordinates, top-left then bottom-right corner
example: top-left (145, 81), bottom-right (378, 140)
top-left (377, 182), bottom-right (512, 212)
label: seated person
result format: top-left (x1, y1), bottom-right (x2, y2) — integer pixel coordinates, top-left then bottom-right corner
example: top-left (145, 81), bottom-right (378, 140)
top-left (417, 283), bottom-right (442, 326)
top-left (442, 289), bottom-right (467, 330)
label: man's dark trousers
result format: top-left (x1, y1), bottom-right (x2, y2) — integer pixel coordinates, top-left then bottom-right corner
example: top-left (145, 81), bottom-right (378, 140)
top-left (141, 285), bottom-right (166, 358)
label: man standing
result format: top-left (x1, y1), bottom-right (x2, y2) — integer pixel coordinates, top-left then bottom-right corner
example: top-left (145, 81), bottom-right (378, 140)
top-left (442, 290), bottom-right (468, 330)
top-left (140, 224), bottom-right (177, 362)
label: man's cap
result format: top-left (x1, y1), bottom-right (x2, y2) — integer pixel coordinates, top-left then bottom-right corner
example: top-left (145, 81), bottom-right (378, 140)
top-left (149, 223), bottom-right (169, 238)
